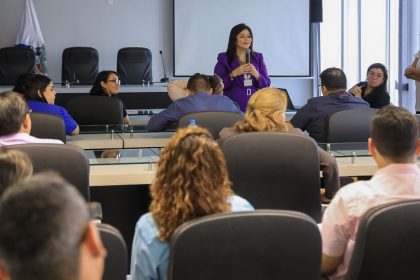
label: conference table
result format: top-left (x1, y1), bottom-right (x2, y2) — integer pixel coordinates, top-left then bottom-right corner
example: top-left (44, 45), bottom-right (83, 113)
top-left (66, 128), bottom-right (406, 186)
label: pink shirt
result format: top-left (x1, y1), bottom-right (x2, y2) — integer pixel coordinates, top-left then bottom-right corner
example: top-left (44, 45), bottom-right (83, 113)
top-left (321, 164), bottom-right (420, 279)
top-left (0, 133), bottom-right (63, 147)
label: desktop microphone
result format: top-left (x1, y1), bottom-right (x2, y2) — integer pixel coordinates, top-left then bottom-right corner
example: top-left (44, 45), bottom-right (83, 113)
top-left (159, 50), bottom-right (169, 83)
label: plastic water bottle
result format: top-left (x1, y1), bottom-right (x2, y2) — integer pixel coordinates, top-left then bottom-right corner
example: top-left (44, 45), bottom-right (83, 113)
top-left (188, 118), bottom-right (197, 127)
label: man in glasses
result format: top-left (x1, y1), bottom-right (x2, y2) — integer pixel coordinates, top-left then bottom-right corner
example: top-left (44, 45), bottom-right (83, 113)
top-left (0, 91), bottom-right (63, 146)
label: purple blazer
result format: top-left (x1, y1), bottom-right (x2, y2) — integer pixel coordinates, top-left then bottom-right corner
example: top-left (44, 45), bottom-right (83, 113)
top-left (214, 51), bottom-right (271, 112)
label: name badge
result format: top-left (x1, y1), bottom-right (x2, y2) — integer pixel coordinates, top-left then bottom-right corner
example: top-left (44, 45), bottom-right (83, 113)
top-left (244, 78), bottom-right (252, 87)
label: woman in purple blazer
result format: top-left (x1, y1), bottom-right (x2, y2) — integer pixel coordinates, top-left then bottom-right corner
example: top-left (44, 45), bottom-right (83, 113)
top-left (214, 23), bottom-right (271, 112)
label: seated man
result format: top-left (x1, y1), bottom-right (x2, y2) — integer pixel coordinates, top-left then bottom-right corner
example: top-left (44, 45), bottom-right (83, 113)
top-left (0, 172), bottom-right (106, 280)
top-left (147, 73), bottom-right (240, 131)
top-left (0, 91), bottom-right (63, 146)
top-left (321, 105), bottom-right (420, 279)
top-left (290, 67), bottom-right (369, 142)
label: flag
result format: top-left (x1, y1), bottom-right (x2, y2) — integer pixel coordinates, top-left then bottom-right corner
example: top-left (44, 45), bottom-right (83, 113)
top-left (15, 0), bottom-right (47, 74)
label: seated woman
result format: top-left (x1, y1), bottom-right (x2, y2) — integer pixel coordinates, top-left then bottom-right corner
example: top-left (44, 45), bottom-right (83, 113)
top-left (130, 126), bottom-right (253, 280)
top-left (219, 87), bottom-right (340, 201)
top-left (18, 74), bottom-right (79, 135)
top-left (167, 74), bottom-right (224, 101)
top-left (349, 63), bottom-right (390, 109)
top-left (89, 70), bottom-right (130, 124)
top-left (0, 149), bottom-right (33, 197)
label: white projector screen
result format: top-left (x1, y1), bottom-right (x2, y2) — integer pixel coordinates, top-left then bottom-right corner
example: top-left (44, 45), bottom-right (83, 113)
top-left (174, 0), bottom-right (310, 77)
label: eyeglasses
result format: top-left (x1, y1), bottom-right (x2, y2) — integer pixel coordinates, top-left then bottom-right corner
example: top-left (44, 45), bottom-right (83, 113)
top-left (107, 79), bottom-right (121, 85)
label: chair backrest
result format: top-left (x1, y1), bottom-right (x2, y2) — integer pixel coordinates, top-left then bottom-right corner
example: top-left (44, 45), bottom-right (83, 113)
top-left (0, 47), bottom-right (35, 85)
top-left (178, 111), bottom-right (243, 139)
top-left (117, 47), bottom-right (152, 84)
top-left (30, 112), bottom-right (66, 143)
top-left (62, 47), bottom-right (99, 85)
top-left (221, 132), bottom-right (322, 222)
top-left (7, 143), bottom-right (90, 200)
top-left (326, 107), bottom-right (378, 143)
top-left (98, 223), bottom-right (128, 280)
top-left (65, 96), bottom-right (123, 125)
top-left (345, 199), bottom-right (420, 280)
top-left (168, 210), bottom-right (321, 280)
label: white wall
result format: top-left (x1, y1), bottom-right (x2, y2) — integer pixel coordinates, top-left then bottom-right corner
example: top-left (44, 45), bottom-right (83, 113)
top-left (0, 0), bottom-right (313, 106)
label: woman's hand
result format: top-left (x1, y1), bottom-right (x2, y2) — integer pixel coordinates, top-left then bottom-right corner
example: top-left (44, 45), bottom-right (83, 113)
top-left (349, 86), bottom-right (362, 97)
top-left (231, 64), bottom-right (259, 80)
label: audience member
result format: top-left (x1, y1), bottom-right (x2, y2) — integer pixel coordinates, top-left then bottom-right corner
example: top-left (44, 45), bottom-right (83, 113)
top-left (90, 70), bottom-right (130, 125)
top-left (349, 63), bottom-right (390, 109)
top-left (130, 127), bottom-right (254, 280)
top-left (0, 149), bottom-right (33, 197)
top-left (404, 50), bottom-right (420, 112)
top-left (0, 172), bottom-right (106, 280)
top-left (290, 67), bottom-right (370, 142)
top-left (219, 87), bottom-right (340, 200)
top-left (147, 73), bottom-right (240, 131)
top-left (167, 74), bottom-right (224, 102)
top-left (12, 73), bottom-right (35, 96)
top-left (0, 91), bottom-right (63, 146)
top-left (17, 74), bottom-right (79, 135)
top-left (214, 23), bottom-right (271, 112)
top-left (321, 105), bottom-right (420, 279)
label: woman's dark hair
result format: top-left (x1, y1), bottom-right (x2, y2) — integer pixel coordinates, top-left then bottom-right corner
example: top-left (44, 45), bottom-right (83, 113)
top-left (89, 70), bottom-right (119, 96)
top-left (226, 23), bottom-right (254, 65)
top-left (12, 73), bottom-right (36, 94)
top-left (367, 63), bottom-right (388, 91)
top-left (24, 74), bottom-right (52, 103)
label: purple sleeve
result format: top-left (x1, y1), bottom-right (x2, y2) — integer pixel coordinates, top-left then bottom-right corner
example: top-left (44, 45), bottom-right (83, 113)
top-left (255, 53), bottom-right (271, 88)
top-left (214, 53), bottom-right (236, 91)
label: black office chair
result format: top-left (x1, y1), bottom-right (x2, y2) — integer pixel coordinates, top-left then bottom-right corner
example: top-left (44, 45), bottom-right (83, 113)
top-left (117, 47), bottom-right (152, 84)
top-left (30, 112), bottom-right (66, 143)
top-left (7, 143), bottom-right (90, 201)
top-left (65, 96), bottom-right (123, 125)
top-left (345, 199), bottom-right (420, 280)
top-left (98, 223), bottom-right (128, 280)
top-left (0, 47), bottom-right (35, 85)
top-left (178, 111), bottom-right (243, 139)
top-left (62, 47), bottom-right (99, 85)
top-left (168, 210), bottom-right (322, 280)
top-left (221, 132), bottom-right (322, 222)
top-left (326, 108), bottom-right (378, 142)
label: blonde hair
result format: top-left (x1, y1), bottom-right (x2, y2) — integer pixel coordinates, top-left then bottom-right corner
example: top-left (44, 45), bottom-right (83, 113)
top-left (0, 149), bottom-right (33, 197)
top-left (150, 127), bottom-right (232, 241)
top-left (234, 87), bottom-right (289, 133)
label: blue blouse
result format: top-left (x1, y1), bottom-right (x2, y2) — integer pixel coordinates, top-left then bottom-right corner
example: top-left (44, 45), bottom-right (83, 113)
top-left (27, 100), bottom-right (78, 135)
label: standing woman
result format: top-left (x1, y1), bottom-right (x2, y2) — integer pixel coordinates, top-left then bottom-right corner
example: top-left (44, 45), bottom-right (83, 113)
top-left (90, 70), bottom-right (130, 124)
top-left (349, 63), bottom-right (390, 109)
top-left (130, 127), bottom-right (253, 280)
top-left (214, 23), bottom-right (270, 112)
top-left (22, 74), bottom-right (79, 135)
top-left (404, 50), bottom-right (420, 112)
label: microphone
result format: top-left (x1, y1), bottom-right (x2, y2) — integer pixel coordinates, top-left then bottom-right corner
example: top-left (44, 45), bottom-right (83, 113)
top-left (356, 81), bottom-right (368, 88)
top-left (159, 50), bottom-right (169, 83)
top-left (244, 48), bottom-right (251, 80)
top-left (245, 48), bottom-right (251, 64)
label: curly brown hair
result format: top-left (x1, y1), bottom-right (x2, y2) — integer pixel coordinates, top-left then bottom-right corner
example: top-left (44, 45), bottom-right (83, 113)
top-left (234, 87), bottom-right (289, 133)
top-left (150, 126), bottom-right (232, 242)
